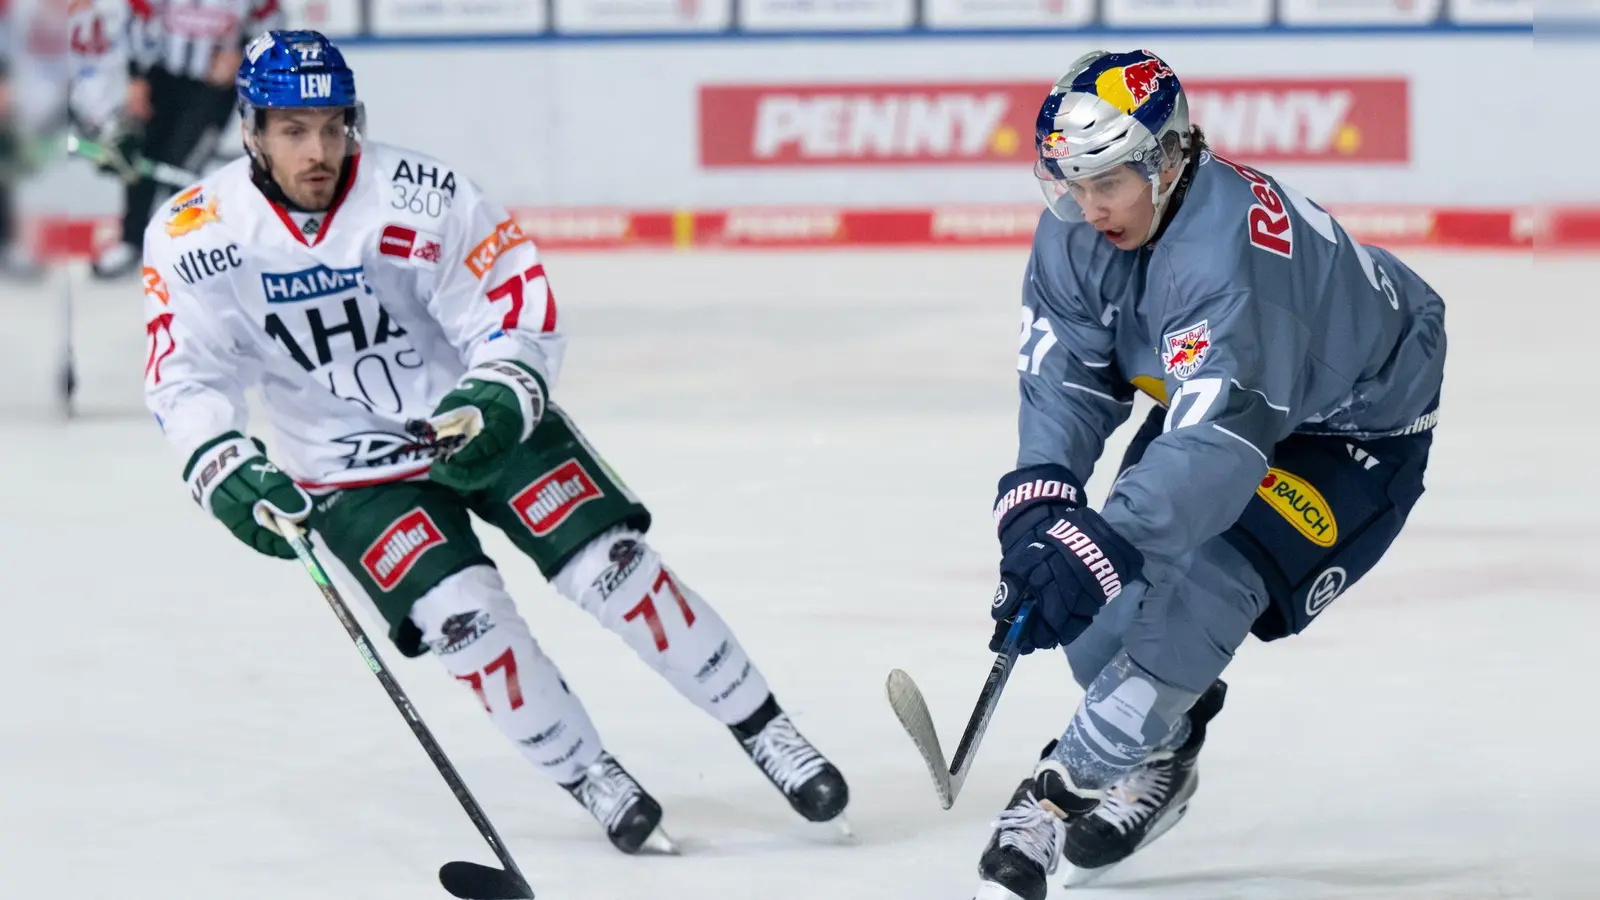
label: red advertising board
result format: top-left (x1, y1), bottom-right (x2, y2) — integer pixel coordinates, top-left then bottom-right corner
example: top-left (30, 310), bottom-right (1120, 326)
top-left (699, 78), bottom-right (1409, 166)
top-left (28, 205), bottom-right (1597, 258)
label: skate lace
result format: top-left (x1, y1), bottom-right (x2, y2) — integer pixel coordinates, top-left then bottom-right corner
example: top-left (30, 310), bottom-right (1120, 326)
top-left (994, 795), bottom-right (1067, 874)
top-left (573, 756), bottom-right (641, 831)
top-left (743, 714), bottom-right (827, 794)
top-left (1092, 761), bottom-right (1172, 835)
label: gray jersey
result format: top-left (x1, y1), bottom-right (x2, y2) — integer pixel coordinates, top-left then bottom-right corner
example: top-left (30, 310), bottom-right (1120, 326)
top-left (1018, 150), bottom-right (1445, 589)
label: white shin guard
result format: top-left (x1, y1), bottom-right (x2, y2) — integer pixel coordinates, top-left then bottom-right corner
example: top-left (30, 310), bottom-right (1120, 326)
top-left (410, 565), bottom-right (602, 785)
top-left (551, 527), bottom-right (771, 727)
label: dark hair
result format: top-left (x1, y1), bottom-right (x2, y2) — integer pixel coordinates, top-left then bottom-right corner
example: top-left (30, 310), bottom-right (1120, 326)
top-left (1158, 125), bottom-right (1207, 173)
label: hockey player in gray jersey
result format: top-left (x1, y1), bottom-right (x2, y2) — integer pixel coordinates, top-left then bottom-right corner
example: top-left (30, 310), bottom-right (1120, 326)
top-left (972, 50), bottom-right (1446, 899)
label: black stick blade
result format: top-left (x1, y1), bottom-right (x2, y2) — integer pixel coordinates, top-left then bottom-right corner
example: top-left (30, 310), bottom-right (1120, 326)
top-left (439, 861), bottom-right (534, 899)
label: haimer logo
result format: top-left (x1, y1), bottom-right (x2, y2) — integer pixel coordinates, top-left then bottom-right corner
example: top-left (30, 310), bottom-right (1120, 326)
top-left (261, 265), bottom-right (368, 303)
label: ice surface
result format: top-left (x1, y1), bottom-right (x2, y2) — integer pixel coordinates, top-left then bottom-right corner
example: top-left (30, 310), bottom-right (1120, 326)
top-left (0, 249), bottom-right (1591, 899)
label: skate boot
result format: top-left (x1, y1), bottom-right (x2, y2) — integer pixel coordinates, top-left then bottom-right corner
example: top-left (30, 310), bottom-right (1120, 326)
top-left (562, 751), bottom-right (679, 854)
top-left (733, 696), bottom-right (851, 830)
top-left (973, 745), bottom-right (1100, 900)
top-left (1062, 679), bottom-right (1228, 882)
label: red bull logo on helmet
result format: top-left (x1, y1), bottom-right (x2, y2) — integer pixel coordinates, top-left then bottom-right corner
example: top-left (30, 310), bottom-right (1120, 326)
top-left (1041, 131), bottom-right (1070, 159)
top-left (1094, 52), bottom-right (1174, 115)
top-left (1162, 319), bottom-right (1212, 380)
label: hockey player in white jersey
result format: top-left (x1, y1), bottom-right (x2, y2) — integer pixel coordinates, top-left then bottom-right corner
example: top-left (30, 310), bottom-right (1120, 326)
top-left (141, 30), bottom-right (849, 853)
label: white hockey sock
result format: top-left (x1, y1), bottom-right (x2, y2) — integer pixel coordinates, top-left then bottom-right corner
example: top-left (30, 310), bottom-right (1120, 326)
top-left (552, 528), bottom-right (771, 727)
top-left (410, 565), bottom-right (604, 784)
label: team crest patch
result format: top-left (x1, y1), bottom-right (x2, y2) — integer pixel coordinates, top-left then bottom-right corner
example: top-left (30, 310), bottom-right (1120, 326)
top-left (429, 610), bottom-right (495, 655)
top-left (1162, 320), bottom-right (1212, 380)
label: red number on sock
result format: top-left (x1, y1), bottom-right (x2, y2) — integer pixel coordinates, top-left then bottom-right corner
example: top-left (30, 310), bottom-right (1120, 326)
top-left (485, 648), bottom-right (524, 710)
top-left (623, 567), bottom-right (696, 652)
top-left (455, 648), bottom-right (523, 712)
top-left (456, 671), bottom-right (490, 713)
top-left (655, 568), bottom-right (696, 628)
top-left (485, 264), bottom-right (557, 333)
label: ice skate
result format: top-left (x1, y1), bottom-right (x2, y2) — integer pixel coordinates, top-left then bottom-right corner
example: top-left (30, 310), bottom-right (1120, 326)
top-left (1062, 679), bottom-right (1227, 886)
top-left (563, 752), bottom-right (679, 855)
top-left (973, 748), bottom-right (1099, 900)
top-left (733, 698), bottom-right (852, 835)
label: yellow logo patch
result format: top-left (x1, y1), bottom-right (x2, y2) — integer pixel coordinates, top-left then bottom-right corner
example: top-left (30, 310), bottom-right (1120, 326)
top-left (1257, 468), bottom-right (1337, 547)
top-left (166, 187), bottom-right (220, 237)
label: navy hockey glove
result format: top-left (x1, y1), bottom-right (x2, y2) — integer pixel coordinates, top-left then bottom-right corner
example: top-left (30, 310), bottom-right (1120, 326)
top-left (990, 463), bottom-right (1144, 654)
top-left (185, 433), bottom-right (312, 559)
top-left (426, 360), bottom-right (547, 492)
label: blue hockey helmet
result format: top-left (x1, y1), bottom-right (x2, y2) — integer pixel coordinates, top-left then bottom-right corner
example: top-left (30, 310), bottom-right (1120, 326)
top-left (1033, 50), bottom-right (1192, 236)
top-left (236, 30), bottom-right (364, 154)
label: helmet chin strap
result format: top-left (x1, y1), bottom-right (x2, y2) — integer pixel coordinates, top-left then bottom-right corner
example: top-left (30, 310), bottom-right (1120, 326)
top-left (1137, 153), bottom-right (1191, 247)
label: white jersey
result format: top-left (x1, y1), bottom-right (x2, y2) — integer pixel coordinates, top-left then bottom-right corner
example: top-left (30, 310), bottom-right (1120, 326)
top-left (66, 0), bottom-right (133, 131)
top-left (141, 142), bottom-right (566, 492)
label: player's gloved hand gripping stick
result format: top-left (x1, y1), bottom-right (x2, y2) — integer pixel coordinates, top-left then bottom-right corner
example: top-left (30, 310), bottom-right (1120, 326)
top-left (408, 359), bottom-right (545, 492)
top-left (885, 462), bottom-right (1138, 809)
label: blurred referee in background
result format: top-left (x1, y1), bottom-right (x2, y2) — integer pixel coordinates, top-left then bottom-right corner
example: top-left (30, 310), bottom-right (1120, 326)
top-left (89, 0), bottom-right (281, 280)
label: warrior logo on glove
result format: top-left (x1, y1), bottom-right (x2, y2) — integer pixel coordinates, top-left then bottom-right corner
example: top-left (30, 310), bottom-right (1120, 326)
top-left (993, 477), bottom-right (1081, 525)
top-left (992, 580), bottom-right (1011, 610)
top-left (1043, 519), bottom-right (1126, 600)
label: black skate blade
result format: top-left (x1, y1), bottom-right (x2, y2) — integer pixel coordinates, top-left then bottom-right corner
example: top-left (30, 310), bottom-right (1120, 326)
top-left (438, 861), bottom-right (535, 899)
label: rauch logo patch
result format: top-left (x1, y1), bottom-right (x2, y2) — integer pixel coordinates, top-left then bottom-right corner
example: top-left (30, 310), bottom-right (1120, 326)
top-left (1257, 468), bottom-right (1337, 547)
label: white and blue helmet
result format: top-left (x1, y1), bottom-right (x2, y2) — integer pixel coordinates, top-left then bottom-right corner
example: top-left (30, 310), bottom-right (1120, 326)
top-left (1033, 50), bottom-right (1192, 233)
top-left (235, 31), bottom-right (364, 169)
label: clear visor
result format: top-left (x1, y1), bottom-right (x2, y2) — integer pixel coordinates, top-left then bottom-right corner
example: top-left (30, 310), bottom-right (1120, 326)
top-left (243, 102), bottom-right (366, 163)
top-left (1034, 158), bottom-right (1158, 224)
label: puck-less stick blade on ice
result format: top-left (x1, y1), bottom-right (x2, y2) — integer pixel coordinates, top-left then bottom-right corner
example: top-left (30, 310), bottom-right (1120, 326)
top-left (885, 668), bottom-right (955, 807)
top-left (885, 586), bottom-right (1032, 810)
top-left (439, 861), bottom-right (536, 899)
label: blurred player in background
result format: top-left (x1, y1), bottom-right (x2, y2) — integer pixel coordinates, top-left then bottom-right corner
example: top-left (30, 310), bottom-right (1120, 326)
top-left (973, 49), bottom-right (1446, 899)
top-left (140, 30), bottom-right (850, 853)
top-left (88, 0), bottom-right (280, 279)
top-left (0, 0), bottom-right (75, 279)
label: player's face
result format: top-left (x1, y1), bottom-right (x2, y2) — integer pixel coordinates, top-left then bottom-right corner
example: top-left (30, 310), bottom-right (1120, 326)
top-left (1068, 165), bottom-right (1158, 250)
top-left (259, 109), bottom-right (350, 210)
